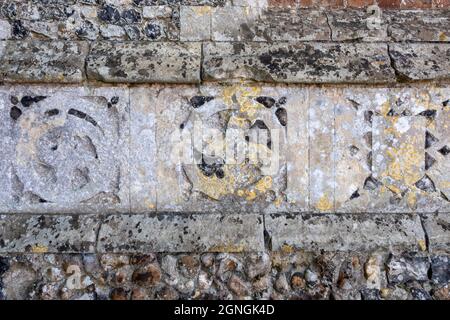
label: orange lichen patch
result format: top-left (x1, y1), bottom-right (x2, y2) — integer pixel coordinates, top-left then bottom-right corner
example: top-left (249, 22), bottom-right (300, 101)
top-left (31, 244), bottom-right (49, 253)
top-left (316, 194), bottom-right (333, 211)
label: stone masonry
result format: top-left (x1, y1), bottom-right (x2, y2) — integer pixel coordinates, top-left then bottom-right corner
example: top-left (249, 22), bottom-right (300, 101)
top-left (0, 0), bottom-right (449, 300)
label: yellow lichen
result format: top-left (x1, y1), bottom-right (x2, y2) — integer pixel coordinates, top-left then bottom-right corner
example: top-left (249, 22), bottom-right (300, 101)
top-left (31, 244), bottom-right (48, 253)
top-left (316, 195), bottom-right (333, 211)
top-left (418, 239), bottom-right (427, 252)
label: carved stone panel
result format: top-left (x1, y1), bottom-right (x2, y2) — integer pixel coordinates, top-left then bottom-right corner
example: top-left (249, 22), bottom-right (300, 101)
top-left (0, 86), bottom-right (130, 213)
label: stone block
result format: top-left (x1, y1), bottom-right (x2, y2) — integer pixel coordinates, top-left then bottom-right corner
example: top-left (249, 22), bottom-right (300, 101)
top-left (86, 41), bottom-right (201, 83)
top-left (97, 213), bottom-right (265, 252)
top-left (0, 19), bottom-right (11, 39)
top-left (265, 213), bottom-right (426, 252)
top-left (153, 85), bottom-right (308, 213)
top-left (0, 86), bottom-right (130, 214)
top-left (387, 10), bottom-right (449, 42)
top-left (180, 6), bottom-right (211, 41)
top-left (0, 214), bottom-right (99, 253)
top-left (211, 7), bottom-right (330, 41)
top-left (327, 9), bottom-right (387, 41)
top-left (0, 41), bottom-right (88, 83)
top-left (423, 214), bottom-right (450, 253)
top-left (389, 43), bottom-right (450, 81)
top-left (202, 42), bottom-right (395, 83)
top-left (129, 88), bottom-right (157, 213)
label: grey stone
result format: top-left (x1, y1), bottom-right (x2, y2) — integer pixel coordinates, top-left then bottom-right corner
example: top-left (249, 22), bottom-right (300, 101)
top-left (86, 42), bottom-right (201, 83)
top-left (0, 86), bottom-right (130, 214)
top-left (387, 10), bottom-right (450, 42)
top-left (327, 9), bottom-right (387, 41)
top-left (99, 24), bottom-right (126, 39)
top-left (265, 214), bottom-right (426, 252)
top-left (180, 6), bottom-right (211, 41)
top-left (389, 43), bottom-right (450, 81)
top-left (386, 254), bottom-right (429, 284)
top-left (431, 256), bottom-right (450, 285)
top-left (202, 42), bottom-right (395, 83)
top-left (0, 19), bottom-right (11, 39)
top-left (142, 6), bottom-right (173, 19)
top-left (129, 88), bottom-right (157, 213)
top-left (423, 214), bottom-right (450, 253)
top-left (0, 41), bottom-right (88, 83)
top-left (211, 7), bottom-right (330, 41)
top-left (97, 213), bottom-right (265, 253)
top-left (0, 214), bottom-right (99, 253)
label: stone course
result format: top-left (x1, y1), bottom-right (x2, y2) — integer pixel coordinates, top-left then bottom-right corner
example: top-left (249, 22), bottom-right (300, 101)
top-left (0, 1), bottom-right (449, 300)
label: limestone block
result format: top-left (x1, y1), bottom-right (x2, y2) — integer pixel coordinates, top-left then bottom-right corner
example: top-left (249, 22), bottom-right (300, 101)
top-left (265, 213), bottom-right (426, 252)
top-left (0, 41), bottom-right (88, 83)
top-left (0, 214), bottom-right (99, 253)
top-left (389, 43), bottom-right (450, 81)
top-left (0, 19), bottom-right (11, 39)
top-left (97, 213), bottom-right (265, 252)
top-left (202, 42), bottom-right (396, 83)
top-left (152, 85), bottom-right (308, 213)
top-left (180, 6), bottom-right (211, 41)
top-left (211, 7), bottom-right (330, 41)
top-left (387, 10), bottom-right (450, 42)
top-left (0, 86), bottom-right (130, 214)
top-left (129, 88), bottom-right (157, 213)
top-left (327, 9), bottom-right (388, 41)
top-left (423, 214), bottom-right (450, 253)
top-left (86, 41), bottom-right (201, 83)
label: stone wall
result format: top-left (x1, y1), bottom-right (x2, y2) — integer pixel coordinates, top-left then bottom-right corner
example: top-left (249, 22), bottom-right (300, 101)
top-left (0, 0), bottom-right (449, 300)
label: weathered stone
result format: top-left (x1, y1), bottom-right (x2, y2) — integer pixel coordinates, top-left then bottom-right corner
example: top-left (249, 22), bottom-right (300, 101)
top-left (142, 6), bottom-right (173, 19)
top-left (386, 254), bottom-right (429, 284)
top-left (0, 19), bottom-right (11, 39)
top-left (99, 24), bottom-right (126, 39)
top-left (202, 42), bottom-right (395, 83)
top-left (265, 214), bottom-right (426, 252)
top-left (423, 214), bottom-right (450, 252)
top-left (0, 41), bottom-right (87, 83)
top-left (327, 9), bottom-right (387, 41)
top-left (0, 86), bottom-right (130, 214)
top-left (180, 6), bottom-right (211, 41)
top-left (131, 263), bottom-right (161, 286)
top-left (151, 85), bottom-right (307, 213)
top-left (129, 88), bottom-right (157, 213)
top-left (86, 42), bottom-right (201, 83)
top-left (387, 10), bottom-right (450, 42)
top-left (228, 274), bottom-right (251, 296)
top-left (212, 7), bottom-right (330, 41)
top-left (431, 256), bottom-right (450, 285)
top-left (0, 214), bottom-right (99, 253)
top-left (389, 43), bottom-right (450, 81)
top-left (97, 213), bottom-right (265, 253)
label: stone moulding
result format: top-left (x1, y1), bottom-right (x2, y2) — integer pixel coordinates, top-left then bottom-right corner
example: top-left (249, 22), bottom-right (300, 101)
top-left (1, 212), bottom-right (447, 254)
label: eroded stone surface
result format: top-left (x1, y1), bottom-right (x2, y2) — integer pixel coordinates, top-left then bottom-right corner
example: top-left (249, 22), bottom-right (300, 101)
top-left (387, 10), bottom-right (450, 42)
top-left (389, 43), bottom-right (450, 81)
top-left (97, 214), bottom-right (265, 252)
top-left (266, 214), bottom-right (426, 252)
top-left (423, 214), bottom-right (450, 253)
top-left (327, 9), bottom-right (388, 41)
top-left (0, 215), bottom-right (99, 253)
top-left (202, 42), bottom-right (395, 83)
top-left (86, 42), bottom-right (201, 83)
top-left (0, 86), bottom-right (130, 214)
top-left (152, 85), bottom-right (308, 213)
top-left (0, 41), bottom-right (87, 83)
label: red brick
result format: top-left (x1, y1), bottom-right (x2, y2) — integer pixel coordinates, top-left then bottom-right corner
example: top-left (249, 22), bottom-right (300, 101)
top-left (433, 0), bottom-right (450, 8)
top-left (399, 0), bottom-right (432, 8)
top-left (347, 0), bottom-right (376, 8)
top-left (376, 0), bottom-right (401, 9)
top-left (299, 0), bottom-right (345, 8)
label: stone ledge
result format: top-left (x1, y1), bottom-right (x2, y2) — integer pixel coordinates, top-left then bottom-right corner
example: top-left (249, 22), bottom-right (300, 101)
top-left (422, 214), bottom-right (450, 253)
top-left (202, 42), bottom-right (396, 83)
top-left (97, 213), bottom-right (265, 253)
top-left (86, 41), bottom-right (202, 83)
top-left (265, 214), bottom-right (427, 252)
top-left (0, 40), bottom-right (88, 83)
top-left (0, 214), bottom-right (99, 253)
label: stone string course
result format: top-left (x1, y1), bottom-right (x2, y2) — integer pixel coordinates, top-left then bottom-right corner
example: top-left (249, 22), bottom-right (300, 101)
top-left (0, 1), bottom-right (450, 300)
